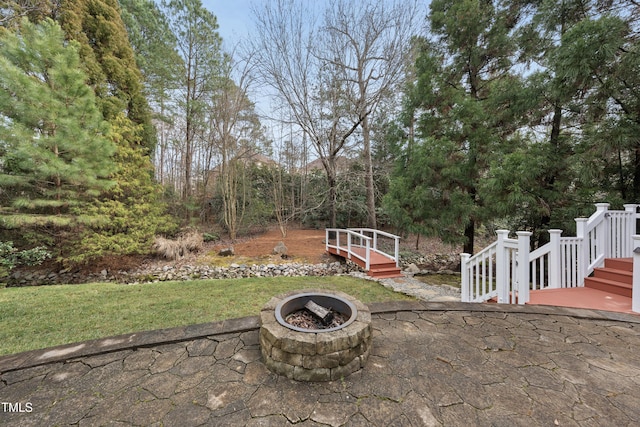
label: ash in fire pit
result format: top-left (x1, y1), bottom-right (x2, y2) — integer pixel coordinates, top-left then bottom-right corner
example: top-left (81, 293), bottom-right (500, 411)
top-left (274, 292), bottom-right (357, 333)
top-left (285, 301), bottom-right (349, 330)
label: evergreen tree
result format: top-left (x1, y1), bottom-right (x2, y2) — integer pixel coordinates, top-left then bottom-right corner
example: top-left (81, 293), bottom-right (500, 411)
top-left (162, 0), bottom-right (223, 200)
top-left (118, 0), bottom-right (182, 113)
top-left (68, 114), bottom-right (176, 263)
top-left (0, 18), bottom-right (116, 228)
top-left (386, 0), bottom-right (524, 253)
top-left (483, 1), bottom-right (639, 241)
top-left (556, 12), bottom-right (640, 201)
top-left (482, 0), bottom-right (594, 242)
top-left (51, 0), bottom-right (175, 261)
top-left (58, 0), bottom-right (156, 150)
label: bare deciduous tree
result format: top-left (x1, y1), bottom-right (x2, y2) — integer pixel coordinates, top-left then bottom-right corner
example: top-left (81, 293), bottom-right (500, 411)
top-left (251, 0), bottom-right (363, 228)
top-left (251, 0), bottom-right (419, 228)
top-left (206, 54), bottom-right (263, 239)
top-left (322, 0), bottom-right (420, 228)
top-left (0, 0), bottom-right (61, 27)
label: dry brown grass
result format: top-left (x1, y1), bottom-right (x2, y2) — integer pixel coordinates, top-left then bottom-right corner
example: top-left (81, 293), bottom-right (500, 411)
top-left (153, 231), bottom-right (203, 260)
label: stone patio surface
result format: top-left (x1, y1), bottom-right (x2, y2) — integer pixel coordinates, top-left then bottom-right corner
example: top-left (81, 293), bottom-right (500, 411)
top-left (1, 301), bottom-right (639, 426)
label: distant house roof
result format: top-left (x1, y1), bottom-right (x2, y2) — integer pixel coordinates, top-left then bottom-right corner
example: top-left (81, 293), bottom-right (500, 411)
top-left (248, 153), bottom-right (279, 168)
top-left (305, 156), bottom-right (352, 173)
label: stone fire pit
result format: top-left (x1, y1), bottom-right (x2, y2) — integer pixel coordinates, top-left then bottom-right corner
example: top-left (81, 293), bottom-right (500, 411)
top-left (259, 289), bottom-right (372, 381)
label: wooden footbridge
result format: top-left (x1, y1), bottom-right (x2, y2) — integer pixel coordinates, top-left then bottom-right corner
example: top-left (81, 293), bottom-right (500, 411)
top-left (325, 228), bottom-right (402, 278)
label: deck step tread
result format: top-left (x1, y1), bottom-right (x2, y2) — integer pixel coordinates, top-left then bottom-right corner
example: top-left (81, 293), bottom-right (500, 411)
top-left (595, 267), bottom-right (632, 276)
top-left (584, 276), bottom-right (632, 298)
top-left (527, 287), bottom-right (635, 314)
top-left (585, 276), bottom-right (632, 288)
top-left (592, 267), bottom-right (633, 284)
top-left (604, 258), bottom-right (633, 272)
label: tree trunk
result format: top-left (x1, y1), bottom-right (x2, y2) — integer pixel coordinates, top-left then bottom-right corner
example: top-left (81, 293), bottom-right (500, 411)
top-left (463, 219), bottom-right (475, 254)
top-left (328, 171), bottom-right (338, 228)
top-left (464, 181), bottom-right (477, 254)
top-left (634, 146), bottom-right (640, 201)
top-left (538, 103), bottom-right (563, 238)
top-left (362, 115), bottom-right (377, 229)
top-left (183, 54), bottom-right (194, 200)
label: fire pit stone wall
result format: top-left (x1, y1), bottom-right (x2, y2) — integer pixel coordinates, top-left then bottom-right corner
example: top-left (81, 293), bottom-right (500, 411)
top-left (259, 289), bottom-right (372, 382)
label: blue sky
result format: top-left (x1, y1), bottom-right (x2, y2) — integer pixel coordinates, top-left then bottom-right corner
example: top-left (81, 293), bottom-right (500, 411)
top-left (202, 1), bottom-right (429, 49)
top-left (201, 0), bottom-right (256, 47)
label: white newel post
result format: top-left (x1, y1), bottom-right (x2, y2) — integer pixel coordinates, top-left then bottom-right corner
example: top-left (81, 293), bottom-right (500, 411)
top-left (595, 202), bottom-right (610, 213)
top-left (461, 253), bottom-right (470, 302)
top-left (325, 229), bottom-right (329, 252)
top-left (624, 204), bottom-right (637, 226)
top-left (496, 230), bottom-right (509, 304)
top-left (548, 229), bottom-right (562, 288)
top-left (365, 238), bottom-right (370, 270)
top-left (575, 217), bottom-right (586, 239)
top-left (595, 203), bottom-right (610, 258)
top-left (633, 235), bottom-right (640, 313)
top-left (394, 237), bottom-right (400, 268)
top-left (625, 205), bottom-right (638, 257)
top-left (575, 217), bottom-right (588, 283)
top-left (517, 232), bottom-right (532, 304)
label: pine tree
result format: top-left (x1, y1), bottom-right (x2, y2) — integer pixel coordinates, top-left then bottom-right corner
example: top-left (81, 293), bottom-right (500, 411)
top-left (386, 1), bottom-right (525, 254)
top-left (58, 0), bottom-right (156, 150)
top-left (0, 18), bottom-right (116, 228)
top-left (162, 0), bottom-right (223, 200)
top-left (54, 0), bottom-right (176, 261)
top-left (118, 0), bottom-right (182, 112)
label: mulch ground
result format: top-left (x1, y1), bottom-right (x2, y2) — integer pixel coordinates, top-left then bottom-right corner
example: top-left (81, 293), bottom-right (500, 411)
top-left (12, 227), bottom-right (465, 280)
top-left (221, 228), bottom-right (327, 264)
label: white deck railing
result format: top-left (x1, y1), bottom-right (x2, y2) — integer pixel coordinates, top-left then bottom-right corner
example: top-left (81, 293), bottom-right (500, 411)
top-left (461, 203), bottom-right (639, 312)
top-left (325, 228), bottom-right (401, 270)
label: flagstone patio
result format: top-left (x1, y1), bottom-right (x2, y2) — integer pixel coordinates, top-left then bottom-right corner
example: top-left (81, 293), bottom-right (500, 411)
top-left (1, 301), bottom-right (639, 426)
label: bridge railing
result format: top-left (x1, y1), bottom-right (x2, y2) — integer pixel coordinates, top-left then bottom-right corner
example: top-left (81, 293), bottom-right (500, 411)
top-left (326, 228), bottom-right (372, 269)
top-left (347, 228), bottom-right (400, 267)
top-left (325, 228), bottom-right (401, 270)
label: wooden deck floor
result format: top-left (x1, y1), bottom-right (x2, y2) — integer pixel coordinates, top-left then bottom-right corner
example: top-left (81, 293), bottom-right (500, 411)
top-left (528, 287), bottom-right (636, 315)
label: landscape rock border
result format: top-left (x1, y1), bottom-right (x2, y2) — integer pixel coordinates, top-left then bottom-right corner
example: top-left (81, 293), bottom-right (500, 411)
top-left (7, 261), bottom-right (362, 286)
top-left (7, 253), bottom-right (461, 287)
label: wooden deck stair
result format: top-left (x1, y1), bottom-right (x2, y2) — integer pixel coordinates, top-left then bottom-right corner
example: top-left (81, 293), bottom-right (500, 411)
top-left (585, 258), bottom-right (633, 297)
top-left (327, 246), bottom-right (403, 279)
top-left (527, 257), bottom-right (635, 315)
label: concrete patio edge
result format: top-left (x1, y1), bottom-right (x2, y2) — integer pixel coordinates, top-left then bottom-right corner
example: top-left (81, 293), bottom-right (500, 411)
top-left (2, 301), bottom-right (638, 375)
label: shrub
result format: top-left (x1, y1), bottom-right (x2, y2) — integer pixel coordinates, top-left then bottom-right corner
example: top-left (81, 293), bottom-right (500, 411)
top-left (181, 231), bottom-right (204, 252)
top-left (0, 241), bottom-right (51, 274)
top-left (203, 232), bottom-right (219, 242)
top-left (152, 231), bottom-right (203, 260)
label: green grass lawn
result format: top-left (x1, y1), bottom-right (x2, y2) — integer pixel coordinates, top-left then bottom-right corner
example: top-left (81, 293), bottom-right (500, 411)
top-left (0, 276), bottom-right (413, 356)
